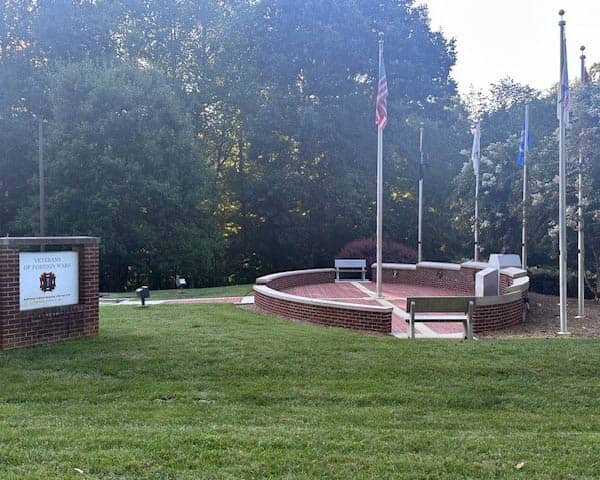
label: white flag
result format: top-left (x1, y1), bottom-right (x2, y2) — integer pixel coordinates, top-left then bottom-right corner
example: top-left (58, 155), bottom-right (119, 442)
top-left (471, 123), bottom-right (481, 176)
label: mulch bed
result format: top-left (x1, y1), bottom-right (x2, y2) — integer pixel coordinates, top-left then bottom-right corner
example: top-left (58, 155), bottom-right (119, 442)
top-left (478, 292), bottom-right (600, 339)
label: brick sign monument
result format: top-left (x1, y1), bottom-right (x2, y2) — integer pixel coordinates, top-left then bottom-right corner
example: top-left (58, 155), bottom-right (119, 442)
top-left (0, 237), bottom-right (100, 350)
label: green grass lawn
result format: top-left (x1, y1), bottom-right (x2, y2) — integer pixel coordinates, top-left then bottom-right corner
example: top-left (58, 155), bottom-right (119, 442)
top-left (2, 305), bottom-right (600, 479)
top-left (104, 283), bottom-right (253, 300)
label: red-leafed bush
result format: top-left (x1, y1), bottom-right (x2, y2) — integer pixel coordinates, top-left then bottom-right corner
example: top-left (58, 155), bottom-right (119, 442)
top-left (336, 239), bottom-right (417, 273)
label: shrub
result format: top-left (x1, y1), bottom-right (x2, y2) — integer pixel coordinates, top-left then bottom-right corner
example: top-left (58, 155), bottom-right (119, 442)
top-left (336, 239), bottom-right (417, 276)
top-left (528, 267), bottom-right (592, 298)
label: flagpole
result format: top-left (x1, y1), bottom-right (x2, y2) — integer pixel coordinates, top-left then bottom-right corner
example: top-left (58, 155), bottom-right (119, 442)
top-left (577, 45), bottom-right (586, 318)
top-left (558, 10), bottom-right (569, 334)
top-left (473, 124), bottom-right (480, 263)
top-left (474, 169), bottom-right (479, 262)
top-left (376, 33), bottom-right (384, 298)
top-left (521, 105), bottom-right (529, 269)
top-left (417, 126), bottom-right (424, 263)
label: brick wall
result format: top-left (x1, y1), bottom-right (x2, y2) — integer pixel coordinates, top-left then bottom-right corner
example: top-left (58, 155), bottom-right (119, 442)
top-left (0, 238), bottom-right (100, 350)
top-left (265, 270), bottom-right (335, 290)
top-left (254, 290), bottom-right (391, 335)
top-left (473, 298), bottom-right (523, 333)
top-left (255, 269), bottom-right (391, 334)
top-left (376, 266), bottom-right (476, 294)
top-left (499, 274), bottom-right (513, 294)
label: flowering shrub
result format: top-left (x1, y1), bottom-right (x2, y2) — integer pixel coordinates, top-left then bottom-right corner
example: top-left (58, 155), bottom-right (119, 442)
top-left (336, 239), bottom-right (417, 275)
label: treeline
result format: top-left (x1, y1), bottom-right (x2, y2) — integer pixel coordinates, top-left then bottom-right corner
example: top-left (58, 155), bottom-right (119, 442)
top-left (1, 0), bottom-right (598, 293)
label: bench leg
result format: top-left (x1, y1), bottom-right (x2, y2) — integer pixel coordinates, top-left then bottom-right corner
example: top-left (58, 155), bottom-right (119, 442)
top-left (463, 319), bottom-right (473, 340)
top-left (466, 301), bottom-right (474, 340)
top-left (467, 319), bottom-right (473, 339)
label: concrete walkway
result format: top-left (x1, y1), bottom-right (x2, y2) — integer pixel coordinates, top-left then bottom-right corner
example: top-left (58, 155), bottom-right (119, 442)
top-left (100, 296), bottom-right (255, 306)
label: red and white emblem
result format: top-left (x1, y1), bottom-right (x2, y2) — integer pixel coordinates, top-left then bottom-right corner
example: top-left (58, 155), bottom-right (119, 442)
top-left (39, 272), bottom-right (57, 292)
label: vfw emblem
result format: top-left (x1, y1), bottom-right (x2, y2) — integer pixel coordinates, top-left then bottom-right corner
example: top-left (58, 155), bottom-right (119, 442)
top-left (39, 272), bottom-right (57, 292)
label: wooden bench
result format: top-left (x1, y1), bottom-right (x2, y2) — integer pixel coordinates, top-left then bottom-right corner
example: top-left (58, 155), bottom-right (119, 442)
top-left (334, 259), bottom-right (366, 281)
top-left (405, 296), bottom-right (474, 339)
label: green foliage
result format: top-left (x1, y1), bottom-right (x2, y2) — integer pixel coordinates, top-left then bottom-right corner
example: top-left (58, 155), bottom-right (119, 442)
top-left (453, 81), bottom-right (564, 263)
top-left (23, 61), bottom-right (214, 290)
top-left (11, 0), bottom-right (600, 291)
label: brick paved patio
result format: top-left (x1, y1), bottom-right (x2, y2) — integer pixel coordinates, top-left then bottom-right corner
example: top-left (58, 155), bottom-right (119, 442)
top-left (284, 281), bottom-right (467, 338)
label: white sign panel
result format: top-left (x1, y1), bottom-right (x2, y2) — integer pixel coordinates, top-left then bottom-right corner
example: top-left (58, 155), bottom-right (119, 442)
top-left (19, 252), bottom-right (79, 311)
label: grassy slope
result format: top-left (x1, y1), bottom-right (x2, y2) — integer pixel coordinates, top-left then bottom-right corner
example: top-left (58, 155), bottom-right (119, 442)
top-left (1, 305), bottom-right (600, 479)
top-left (105, 284), bottom-right (254, 300)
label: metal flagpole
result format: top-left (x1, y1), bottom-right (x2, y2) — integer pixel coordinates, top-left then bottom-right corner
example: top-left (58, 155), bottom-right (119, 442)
top-left (521, 105), bottom-right (529, 269)
top-left (558, 10), bottom-right (569, 334)
top-left (39, 119), bottom-right (46, 237)
top-left (417, 126), bottom-right (424, 263)
top-left (474, 169), bottom-right (479, 262)
top-left (577, 45), bottom-right (587, 318)
top-left (376, 34), bottom-right (384, 298)
top-left (472, 124), bottom-right (480, 263)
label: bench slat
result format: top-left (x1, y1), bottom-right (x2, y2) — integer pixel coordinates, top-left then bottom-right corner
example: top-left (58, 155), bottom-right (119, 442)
top-left (335, 259), bottom-right (366, 268)
top-left (412, 314), bottom-right (468, 322)
top-left (406, 296), bottom-right (474, 313)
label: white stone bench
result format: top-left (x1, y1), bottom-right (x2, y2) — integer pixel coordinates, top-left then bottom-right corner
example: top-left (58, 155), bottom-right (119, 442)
top-left (334, 259), bottom-right (366, 281)
top-left (406, 296), bottom-right (474, 340)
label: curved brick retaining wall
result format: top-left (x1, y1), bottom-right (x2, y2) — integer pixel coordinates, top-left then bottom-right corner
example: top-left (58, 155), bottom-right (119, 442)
top-left (257, 268), bottom-right (335, 291)
top-left (254, 263), bottom-right (529, 336)
top-left (254, 269), bottom-right (392, 334)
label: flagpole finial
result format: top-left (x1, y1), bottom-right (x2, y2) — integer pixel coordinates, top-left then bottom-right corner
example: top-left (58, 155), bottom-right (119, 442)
top-left (558, 9), bottom-right (565, 25)
top-left (378, 32), bottom-right (384, 42)
top-left (580, 45), bottom-right (586, 58)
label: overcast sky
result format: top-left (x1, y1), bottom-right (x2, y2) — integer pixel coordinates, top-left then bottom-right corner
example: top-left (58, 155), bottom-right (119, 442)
top-left (419, 0), bottom-right (600, 96)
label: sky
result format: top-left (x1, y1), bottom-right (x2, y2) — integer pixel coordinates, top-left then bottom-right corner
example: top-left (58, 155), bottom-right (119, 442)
top-left (419, 0), bottom-right (600, 96)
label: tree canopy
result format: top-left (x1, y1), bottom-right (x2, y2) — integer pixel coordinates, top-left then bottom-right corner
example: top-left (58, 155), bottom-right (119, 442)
top-left (1, 0), bottom-right (598, 292)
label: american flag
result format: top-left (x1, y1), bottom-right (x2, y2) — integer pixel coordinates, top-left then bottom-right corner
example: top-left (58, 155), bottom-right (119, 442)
top-left (376, 50), bottom-right (388, 129)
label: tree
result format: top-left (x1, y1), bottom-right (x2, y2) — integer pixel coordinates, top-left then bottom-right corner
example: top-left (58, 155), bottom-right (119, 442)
top-left (452, 80), bottom-right (562, 263)
top-left (14, 61), bottom-right (216, 290)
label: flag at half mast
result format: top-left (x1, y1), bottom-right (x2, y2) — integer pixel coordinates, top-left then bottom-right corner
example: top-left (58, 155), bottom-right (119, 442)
top-left (376, 49), bottom-right (388, 129)
top-left (557, 27), bottom-right (570, 127)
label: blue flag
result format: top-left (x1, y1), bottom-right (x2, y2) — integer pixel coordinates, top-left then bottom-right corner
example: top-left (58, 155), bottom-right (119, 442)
top-left (517, 110), bottom-right (530, 167)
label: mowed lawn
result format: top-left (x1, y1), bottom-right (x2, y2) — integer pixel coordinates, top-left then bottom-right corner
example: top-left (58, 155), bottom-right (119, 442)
top-left (1, 306), bottom-right (600, 479)
top-left (105, 284), bottom-right (254, 301)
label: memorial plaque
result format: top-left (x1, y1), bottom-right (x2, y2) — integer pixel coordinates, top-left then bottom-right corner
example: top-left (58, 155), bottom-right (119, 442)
top-left (475, 267), bottom-right (499, 297)
top-left (19, 252), bottom-right (79, 311)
